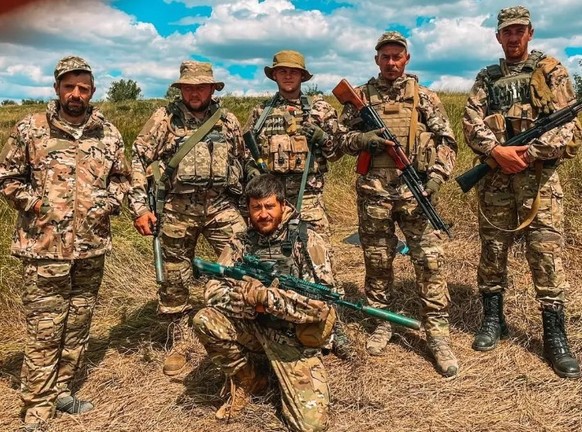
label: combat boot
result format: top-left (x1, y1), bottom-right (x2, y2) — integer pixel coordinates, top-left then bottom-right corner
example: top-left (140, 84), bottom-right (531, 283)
top-left (331, 321), bottom-right (357, 360)
top-left (163, 313), bottom-right (192, 376)
top-left (427, 336), bottom-right (459, 377)
top-left (366, 321), bottom-right (393, 356)
top-left (55, 395), bottom-right (94, 414)
top-left (542, 304), bottom-right (580, 379)
top-left (472, 292), bottom-right (508, 351)
top-left (216, 361), bottom-right (269, 420)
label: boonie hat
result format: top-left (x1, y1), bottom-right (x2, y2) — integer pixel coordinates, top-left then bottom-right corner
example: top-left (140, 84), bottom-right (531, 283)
top-left (264, 50), bottom-right (313, 82)
top-left (171, 61), bottom-right (225, 91)
top-left (375, 31), bottom-right (408, 51)
top-left (497, 5), bottom-right (531, 31)
top-left (54, 55), bottom-right (92, 80)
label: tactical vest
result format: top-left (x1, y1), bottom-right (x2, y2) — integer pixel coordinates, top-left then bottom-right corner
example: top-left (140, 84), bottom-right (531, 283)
top-left (483, 51), bottom-right (544, 140)
top-left (258, 96), bottom-right (327, 175)
top-left (168, 105), bottom-right (239, 189)
top-left (365, 77), bottom-right (435, 173)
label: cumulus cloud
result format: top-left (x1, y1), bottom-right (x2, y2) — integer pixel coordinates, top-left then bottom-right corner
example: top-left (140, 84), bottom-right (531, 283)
top-left (0, 0), bottom-right (580, 102)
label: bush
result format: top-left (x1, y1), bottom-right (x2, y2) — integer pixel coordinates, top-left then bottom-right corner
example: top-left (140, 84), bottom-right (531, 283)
top-left (106, 79), bottom-right (142, 102)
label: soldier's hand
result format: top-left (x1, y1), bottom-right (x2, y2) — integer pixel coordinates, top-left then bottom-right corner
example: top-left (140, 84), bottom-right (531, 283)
top-left (302, 124), bottom-right (328, 147)
top-left (237, 276), bottom-right (269, 310)
top-left (490, 145), bottom-right (529, 174)
top-left (134, 211), bottom-right (157, 236)
top-left (356, 129), bottom-right (393, 155)
top-left (424, 177), bottom-right (443, 196)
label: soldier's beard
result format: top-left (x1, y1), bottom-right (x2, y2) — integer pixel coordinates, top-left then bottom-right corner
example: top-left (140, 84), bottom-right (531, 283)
top-left (62, 99), bottom-right (88, 117)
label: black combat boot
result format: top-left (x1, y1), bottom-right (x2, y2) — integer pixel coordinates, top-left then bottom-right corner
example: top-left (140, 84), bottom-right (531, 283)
top-left (542, 304), bottom-right (580, 379)
top-left (472, 292), bottom-right (509, 351)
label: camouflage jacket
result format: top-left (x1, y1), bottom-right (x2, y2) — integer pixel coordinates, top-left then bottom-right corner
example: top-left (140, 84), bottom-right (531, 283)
top-left (205, 205), bottom-right (334, 324)
top-left (128, 98), bottom-right (245, 218)
top-left (338, 74), bottom-right (457, 199)
top-left (244, 93), bottom-right (344, 195)
top-left (0, 101), bottom-right (130, 260)
top-left (463, 52), bottom-right (576, 161)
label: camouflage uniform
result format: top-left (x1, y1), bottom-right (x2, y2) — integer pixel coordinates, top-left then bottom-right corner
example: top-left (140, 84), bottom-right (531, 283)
top-left (129, 91), bottom-right (247, 315)
top-left (244, 52), bottom-right (343, 244)
top-left (463, 52), bottom-right (576, 306)
top-left (338, 73), bottom-right (457, 338)
top-left (194, 206), bottom-right (333, 432)
top-left (0, 92), bottom-right (130, 423)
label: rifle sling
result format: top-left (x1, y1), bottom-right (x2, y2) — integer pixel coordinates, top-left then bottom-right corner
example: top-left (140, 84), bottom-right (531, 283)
top-left (478, 160), bottom-right (543, 232)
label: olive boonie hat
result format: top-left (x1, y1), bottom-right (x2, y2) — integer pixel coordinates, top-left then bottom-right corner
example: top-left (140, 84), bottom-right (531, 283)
top-left (497, 5), bottom-right (531, 31)
top-left (375, 31), bottom-right (408, 51)
top-left (54, 55), bottom-right (92, 80)
top-left (264, 50), bottom-right (313, 82)
top-left (171, 61), bottom-right (225, 91)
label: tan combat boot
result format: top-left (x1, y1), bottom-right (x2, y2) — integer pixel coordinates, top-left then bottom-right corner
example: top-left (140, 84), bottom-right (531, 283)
top-left (427, 336), bottom-right (459, 378)
top-left (366, 321), bottom-right (393, 356)
top-left (163, 314), bottom-right (192, 376)
top-left (216, 361), bottom-right (269, 420)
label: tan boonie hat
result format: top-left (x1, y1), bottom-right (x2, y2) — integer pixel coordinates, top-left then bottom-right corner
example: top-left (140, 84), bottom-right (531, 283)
top-left (375, 31), bottom-right (408, 51)
top-left (264, 50), bottom-right (313, 82)
top-left (497, 5), bottom-right (531, 31)
top-left (171, 61), bottom-right (225, 91)
top-left (54, 55), bottom-right (92, 80)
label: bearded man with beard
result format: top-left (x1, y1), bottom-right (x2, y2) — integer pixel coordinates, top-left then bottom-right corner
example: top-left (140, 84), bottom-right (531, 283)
top-left (0, 55), bottom-right (131, 430)
top-left (129, 61), bottom-right (247, 377)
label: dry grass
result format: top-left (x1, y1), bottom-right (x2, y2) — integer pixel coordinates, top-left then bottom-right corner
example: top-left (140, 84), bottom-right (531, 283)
top-left (1, 98), bottom-right (582, 431)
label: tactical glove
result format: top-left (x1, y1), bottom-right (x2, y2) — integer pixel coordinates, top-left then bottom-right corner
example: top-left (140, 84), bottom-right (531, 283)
top-left (355, 129), bottom-right (388, 155)
top-left (530, 68), bottom-right (556, 115)
top-left (244, 160), bottom-right (261, 181)
top-left (424, 177), bottom-right (443, 196)
top-left (235, 276), bottom-right (269, 307)
top-left (302, 123), bottom-right (328, 147)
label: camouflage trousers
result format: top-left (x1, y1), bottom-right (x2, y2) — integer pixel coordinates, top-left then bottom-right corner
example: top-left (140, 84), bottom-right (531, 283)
top-left (357, 192), bottom-right (450, 337)
top-left (19, 255), bottom-right (105, 424)
top-left (194, 307), bottom-right (330, 432)
top-left (477, 167), bottom-right (567, 305)
top-left (158, 194), bottom-right (246, 315)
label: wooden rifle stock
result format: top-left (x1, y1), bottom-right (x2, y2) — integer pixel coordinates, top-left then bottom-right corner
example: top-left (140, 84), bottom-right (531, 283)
top-left (332, 79), bottom-right (371, 175)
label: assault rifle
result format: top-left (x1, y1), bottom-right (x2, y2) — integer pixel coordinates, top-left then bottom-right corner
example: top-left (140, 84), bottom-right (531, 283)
top-left (243, 95), bottom-right (281, 173)
top-left (332, 78), bottom-right (451, 237)
top-left (456, 100), bottom-right (582, 193)
top-left (193, 255), bottom-right (421, 330)
top-left (147, 178), bottom-right (166, 283)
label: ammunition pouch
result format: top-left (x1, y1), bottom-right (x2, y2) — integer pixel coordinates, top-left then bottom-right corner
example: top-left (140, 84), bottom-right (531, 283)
top-left (267, 134), bottom-right (310, 173)
top-left (413, 131), bottom-right (437, 173)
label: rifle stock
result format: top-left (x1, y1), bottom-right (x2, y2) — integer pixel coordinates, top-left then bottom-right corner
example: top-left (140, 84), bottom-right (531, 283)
top-left (332, 78), bottom-right (451, 237)
top-left (456, 100), bottom-right (582, 193)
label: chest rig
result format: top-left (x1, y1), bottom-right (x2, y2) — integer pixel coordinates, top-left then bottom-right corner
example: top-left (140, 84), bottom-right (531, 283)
top-left (166, 103), bottom-right (235, 189)
top-left (259, 95), bottom-right (324, 174)
top-left (365, 77), bottom-right (434, 173)
top-left (484, 51), bottom-right (544, 138)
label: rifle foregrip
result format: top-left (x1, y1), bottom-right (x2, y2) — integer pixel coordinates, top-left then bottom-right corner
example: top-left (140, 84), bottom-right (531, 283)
top-left (361, 305), bottom-right (421, 330)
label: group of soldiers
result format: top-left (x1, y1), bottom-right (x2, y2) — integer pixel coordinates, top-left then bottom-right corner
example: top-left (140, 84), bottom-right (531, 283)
top-left (1, 5), bottom-right (581, 432)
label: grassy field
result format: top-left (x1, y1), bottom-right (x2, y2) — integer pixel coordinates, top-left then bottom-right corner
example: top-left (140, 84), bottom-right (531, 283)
top-left (1, 95), bottom-right (582, 432)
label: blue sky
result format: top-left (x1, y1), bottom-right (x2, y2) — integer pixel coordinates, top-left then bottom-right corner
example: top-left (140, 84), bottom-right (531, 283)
top-left (0, 0), bottom-right (580, 102)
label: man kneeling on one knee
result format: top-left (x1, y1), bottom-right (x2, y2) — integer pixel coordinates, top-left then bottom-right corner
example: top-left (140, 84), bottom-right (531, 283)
top-left (193, 173), bottom-right (335, 432)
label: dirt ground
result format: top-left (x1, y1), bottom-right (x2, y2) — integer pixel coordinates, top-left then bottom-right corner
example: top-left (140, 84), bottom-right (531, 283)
top-left (1, 218), bottom-right (582, 432)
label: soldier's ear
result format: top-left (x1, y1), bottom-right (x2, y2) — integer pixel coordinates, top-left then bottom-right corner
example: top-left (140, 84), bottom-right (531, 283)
top-left (53, 81), bottom-right (59, 95)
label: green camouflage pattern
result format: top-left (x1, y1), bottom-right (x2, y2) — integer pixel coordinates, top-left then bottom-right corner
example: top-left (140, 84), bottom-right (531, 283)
top-left (337, 74), bottom-right (456, 337)
top-left (20, 255), bottom-right (105, 423)
top-left (0, 101), bottom-right (130, 260)
top-left (193, 207), bottom-right (333, 431)
top-left (463, 53), bottom-right (576, 305)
